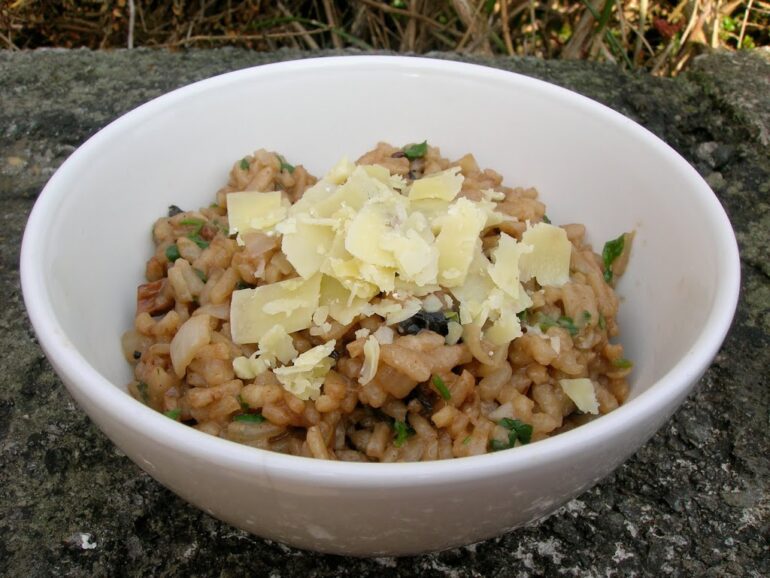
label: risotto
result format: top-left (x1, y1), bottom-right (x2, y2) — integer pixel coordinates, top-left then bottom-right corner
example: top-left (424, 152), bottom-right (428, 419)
top-left (122, 142), bottom-right (633, 462)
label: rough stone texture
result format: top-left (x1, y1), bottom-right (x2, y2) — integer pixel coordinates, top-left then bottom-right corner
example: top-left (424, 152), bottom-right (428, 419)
top-left (1, 48), bottom-right (768, 577)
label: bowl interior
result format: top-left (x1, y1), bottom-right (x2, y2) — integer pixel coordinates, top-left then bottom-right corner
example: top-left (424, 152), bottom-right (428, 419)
top-left (31, 56), bottom-right (731, 416)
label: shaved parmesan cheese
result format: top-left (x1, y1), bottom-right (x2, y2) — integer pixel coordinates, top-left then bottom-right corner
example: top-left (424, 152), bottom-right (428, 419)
top-left (485, 309), bottom-right (523, 346)
top-left (232, 351), bottom-right (273, 380)
top-left (488, 233), bottom-right (532, 298)
top-left (232, 356), bottom-right (259, 380)
top-left (281, 220), bottom-right (336, 278)
top-left (226, 154), bottom-right (577, 370)
top-left (230, 274), bottom-right (321, 344)
top-left (273, 340), bottom-right (336, 400)
top-left (345, 202), bottom-right (400, 268)
top-left (227, 191), bottom-right (287, 237)
top-left (519, 222), bottom-right (572, 287)
top-left (232, 321), bottom-right (300, 379)
top-left (319, 274), bottom-right (372, 325)
top-left (446, 321), bottom-right (463, 345)
top-left (384, 298), bottom-right (422, 325)
top-left (408, 166), bottom-right (463, 201)
top-left (559, 378), bottom-right (599, 414)
top-left (258, 325), bottom-right (298, 364)
top-left (435, 198), bottom-right (487, 287)
top-left (326, 156), bottom-right (356, 184)
top-left (359, 335), bottom-right (380, 385)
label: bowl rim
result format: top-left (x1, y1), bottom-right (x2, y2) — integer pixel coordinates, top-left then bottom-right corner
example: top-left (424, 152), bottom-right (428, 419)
top-left (20, 55), bottom-right (741, 486)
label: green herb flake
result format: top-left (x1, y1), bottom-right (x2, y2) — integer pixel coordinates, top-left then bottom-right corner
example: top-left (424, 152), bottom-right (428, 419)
top-left (277, 154), bottom-right (295, 174)
top-left (499, 418), bottom-right (533, 446)
top-left (542, 215), bottom-right (551, 224)
top-left (235, 280), bottom-right (252, 291)
top-left (602, 233), bottom-right (626, 283)
top-left (165, 243), bottom-right (181, 263)
top-left (537, 313), bottom-right (578, 336)
top-left (612, 358), bottom-right (633, 369)
top-left (598, 313), bottom-right (606, 330)
top-left (444, 311), bottom-right (459, 321)
top-left (432, 375), bottom-right (451, 401)
top-left (187, 233), bottom-right (209, 249)
top-left (582, 310), bottom-right (591, 323)
top-left (180, 217), bottom-right (205, 235)
top-left (164, 408), bottom-right (181, 420)
top-left (558, 316), bottom-right (578, 336)
top-left (234, 413), bottom-right (266, 423)
top-left (462, 436), bottom-right (472, 445)
top-left (194, 268), bottom-right (207, 283)
top-left (393, 420), bottom-right (412, 447)
top-left (517, 309), bottom-right (529, 322)
top-left (239, 158), bottom-right (250, 171)
top-left (136, 381), bottom-right (149, 404)
top-left (403, 141), bottom-right (428, 160)
top-left (538, 314), bottom-right (556, 332)
top-left (237, 394), bottom-right (249, 411)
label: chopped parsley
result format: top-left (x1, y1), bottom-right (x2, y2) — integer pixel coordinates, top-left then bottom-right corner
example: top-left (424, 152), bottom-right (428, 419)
top-left (598, 313), bottom-right (606, 330)
top-left (602, 233), bottom-right (626, 283)
top-left (136, 381), bottom-right (149, 404)
top-left (517, 309), bottom-right (529, 323)
top-left (239, 158), bottom-right (250, 171)
top-left (165, 243), bottom-right (181, 262)
top-left (277, 154), bottom-right (295, 174)
top-left (403, 140), bottom-right (428, 160)
top-left (187, 233), bottom-right (209, 249)
top-left (582, 310), bottom-right (592, 323)
top-left (490, 418), bottom-right (534, 451)
top-left (234, 413), bottom-right (266, 423)
top-left (432, 375), bottom-right (451, 401)
top-left (164, 408), bottom-right (181, 420)
top-left (393, 420), bottom-right (414, 447)
top-left (538, 313), bottom-right (578, 336)
top-left (194, 268), bottom-right (207, 283)
top-left (444, 310), bottom-right (459, 322)
top-left (542, 214), bottom-right (551, 224)
top-left (237, 394), bottom-right (249, 411)
top-left (612, 358), bottom-right (633, 369)
top-left (180, 217), bottom-right (205, 235)
top-left (462, 436), bottom-right (472, 445)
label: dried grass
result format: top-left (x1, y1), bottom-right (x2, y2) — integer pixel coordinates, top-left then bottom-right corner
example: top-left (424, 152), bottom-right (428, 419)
top-left (1, 1), bottom-right (767, 75)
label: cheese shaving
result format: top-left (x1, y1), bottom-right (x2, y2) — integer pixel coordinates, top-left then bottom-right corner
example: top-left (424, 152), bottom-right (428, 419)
top-left (359, 335), bottom-right (380, 385)
top-left (559, 378), bottom-right (599, 414)
top-left (273, 341), bottom-right (336, 400)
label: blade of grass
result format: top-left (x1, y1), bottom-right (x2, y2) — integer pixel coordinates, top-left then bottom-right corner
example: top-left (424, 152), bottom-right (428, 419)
top-left (738, 0), bottom-right (755, 48)
top-left (579, 0), bottom-right (633, 67)
top-left (277, 1), bottom-right (320, 50)
top-left (322, 0), bottom-right (343, 49)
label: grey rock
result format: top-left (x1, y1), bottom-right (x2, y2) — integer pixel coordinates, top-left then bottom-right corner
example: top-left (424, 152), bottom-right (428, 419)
top-left (1, 48), bottom-right (768, 577)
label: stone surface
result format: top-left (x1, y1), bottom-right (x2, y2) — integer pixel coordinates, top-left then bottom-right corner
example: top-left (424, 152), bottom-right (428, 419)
top-left (1, 48), bottom-right (768, 577)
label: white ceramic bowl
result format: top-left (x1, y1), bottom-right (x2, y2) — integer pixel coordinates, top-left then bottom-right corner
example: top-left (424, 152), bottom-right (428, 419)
top-left (20, 56), bottom-right (739, 556)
